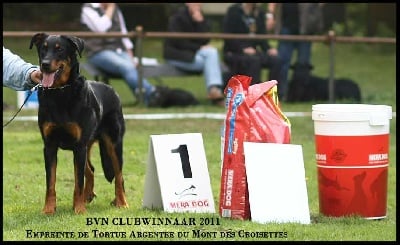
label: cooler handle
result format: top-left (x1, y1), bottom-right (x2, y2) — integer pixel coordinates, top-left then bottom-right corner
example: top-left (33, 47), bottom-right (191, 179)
top-left (369, 113), bottom-right (390, 126)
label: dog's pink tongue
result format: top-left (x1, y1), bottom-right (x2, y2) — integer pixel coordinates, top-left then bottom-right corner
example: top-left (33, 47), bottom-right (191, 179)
top-left (42, 72), bottom-right (55, 87)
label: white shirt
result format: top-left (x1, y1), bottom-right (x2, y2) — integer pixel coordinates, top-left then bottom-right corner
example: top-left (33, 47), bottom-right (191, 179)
top-left (80, 3), bottom-right (133, 50)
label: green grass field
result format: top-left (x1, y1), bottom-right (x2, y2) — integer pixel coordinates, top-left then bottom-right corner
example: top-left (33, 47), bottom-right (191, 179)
top-left (2, 37), bottom-right (396, 241)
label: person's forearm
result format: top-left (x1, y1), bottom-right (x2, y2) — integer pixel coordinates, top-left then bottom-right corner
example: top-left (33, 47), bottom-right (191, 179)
top-left (103, 3), bottom-right (115, 19)
top-left (3, 47), bottom-right (40, 90)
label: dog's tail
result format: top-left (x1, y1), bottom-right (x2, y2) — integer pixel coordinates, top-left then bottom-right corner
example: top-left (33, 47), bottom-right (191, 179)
top-left (98, 134), bottom-right (123, 183)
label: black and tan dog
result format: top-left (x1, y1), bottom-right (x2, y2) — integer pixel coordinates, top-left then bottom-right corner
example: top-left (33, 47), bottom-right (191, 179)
top-left (30, 33), bottom-right (128, 214)
top-left (147, 85), bottom-right (199, 108)
top-left (286, 63), bottom-right (361, 103)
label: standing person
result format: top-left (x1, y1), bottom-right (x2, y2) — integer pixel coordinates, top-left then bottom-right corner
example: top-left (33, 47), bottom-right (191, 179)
top-left (163, 3), bottom-right (225, 106)
top-left (268, 3), bottom-right (325, 100)
top-left (222, 3), bottom-right (285, 98)
top-left (80, 3), bottom-right (157, 106)
top-left (3, 46), bottom-right (41, 91)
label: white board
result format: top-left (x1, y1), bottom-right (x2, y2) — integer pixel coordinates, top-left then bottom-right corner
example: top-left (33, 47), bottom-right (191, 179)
top-left (244, 142), bottom-right (311, 224)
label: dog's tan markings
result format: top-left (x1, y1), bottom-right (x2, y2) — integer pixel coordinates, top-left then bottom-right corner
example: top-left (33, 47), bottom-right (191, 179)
top-left (59, 58), bottom-right (71, 86)
top-left (73, 162), bottom-right (86, 214)
top-left (42, 162), bottom-right (57, 214)
top-left (53, 58), bottom-right (71, 87)
top-left (42, 122), bottom-right (82, 141)
top-left (42, 122), bottom-right (57, 139)
top-left (65, 122), bottom-right (82, 141)
top-left (84, 140), bottom-right (96, 203)
top-left (102, 134), bottom-right (128, 208)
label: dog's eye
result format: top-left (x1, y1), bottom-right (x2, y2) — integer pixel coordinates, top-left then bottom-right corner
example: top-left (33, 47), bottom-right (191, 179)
top-left (56, 47), bottom-right (64, 52)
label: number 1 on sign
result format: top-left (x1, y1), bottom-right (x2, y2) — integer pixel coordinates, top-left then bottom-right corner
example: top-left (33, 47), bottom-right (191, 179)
top-left (143, 133), bottom-right (215, 213)
top-left (171, 144), bottom-right (192, 178)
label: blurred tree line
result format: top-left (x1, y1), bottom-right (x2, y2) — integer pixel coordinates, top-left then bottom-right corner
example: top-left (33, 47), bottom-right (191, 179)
top-left (3, 3), bottom-right (396, 37)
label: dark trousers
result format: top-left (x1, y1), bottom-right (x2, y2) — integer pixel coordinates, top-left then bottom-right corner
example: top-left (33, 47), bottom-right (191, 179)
top-left (224, 52), bottom-right (285, 99)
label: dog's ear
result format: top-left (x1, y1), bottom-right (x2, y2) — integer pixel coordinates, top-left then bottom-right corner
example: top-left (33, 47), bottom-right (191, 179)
top-left (64, 36), bottom-right (85, 58)
top-left (29, 32), bottom-right (48, 50)
top-left (291, 62), bottom-right (314, 71)
top-left (290, 63), bottom-right (302, 70)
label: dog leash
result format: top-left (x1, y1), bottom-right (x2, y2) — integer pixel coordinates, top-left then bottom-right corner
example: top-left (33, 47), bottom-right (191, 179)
top-left (2, 84), bottom-right (41, 128)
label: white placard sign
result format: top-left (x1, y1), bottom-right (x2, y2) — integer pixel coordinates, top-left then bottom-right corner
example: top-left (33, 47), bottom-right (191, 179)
top-left (243, 142), bottom-right (311, 224)
top-left (143, 133), bottom-right (215, 213)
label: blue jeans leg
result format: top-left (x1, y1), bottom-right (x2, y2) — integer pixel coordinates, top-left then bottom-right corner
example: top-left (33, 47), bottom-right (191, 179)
top-left (278, 29), bottom-right (295, 99)
top-left (278, 27), bottom-right (312, 99)
top-left (166, 46), bottom-right (223, 92)
top-left (88, 50), bottom-right (154, 104)
top-left (296, 41), bottom-right (312, 65)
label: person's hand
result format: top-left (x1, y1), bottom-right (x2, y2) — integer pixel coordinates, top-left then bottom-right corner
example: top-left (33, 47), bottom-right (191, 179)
top-left (186, 3), bottom-right (204, 22)
top-left (127, 49), bottom-right (139, 68)
top-left (30, 70), bottom-right (42, 84)
top-left (101, 3), bottom-right (116, 10)
top-left (267, 48), bottom-right (278, 56)
top-left (200, 44), bottom-right (212, 49)
top-left (191, 9), bottom-right (204, 22)
top-left (102, 3), bottom-right (116, 19)
top-left (126, 48), bottom-right (134, 58)
top-left (243, 47), bottom-right (257, 55)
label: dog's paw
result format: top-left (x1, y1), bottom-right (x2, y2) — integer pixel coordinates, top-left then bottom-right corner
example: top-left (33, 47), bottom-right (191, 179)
top-left (147, 86), bottom-right (168, 107)
top-left (85, 191), bottom-right (97, 203)
top-left (73, 205), bottom-right (87, 214)
top-left (111, 198), bottom-right (129, 208)
top-left (42, 206), bottom-right (56, 215)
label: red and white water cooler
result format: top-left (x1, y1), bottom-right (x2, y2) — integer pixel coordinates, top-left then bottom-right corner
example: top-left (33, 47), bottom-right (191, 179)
top-left (312, 104), bottom-right (392, 219)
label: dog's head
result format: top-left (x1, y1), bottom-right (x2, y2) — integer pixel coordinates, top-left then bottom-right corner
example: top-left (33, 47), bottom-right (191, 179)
top-left (148, 86), bottom-right (199, 107)
top-left (147, 86), bottom-right (169, 107)
top-left (287, 63), bottom-right (314, 102)
top-left (30, 33), bottom-right (84, 88)
top-left (290, 63), bottom-right (314, 84)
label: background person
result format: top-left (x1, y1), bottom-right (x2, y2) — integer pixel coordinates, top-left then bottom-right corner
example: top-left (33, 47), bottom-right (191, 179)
top-left (163, 3), bottom-right (225, 106)
top-left (222, 3), bottom-right (285, 99)
top-left (80, 3), bottom-right (157, 106)
top-left (268, 3), bottom-right (325, 101)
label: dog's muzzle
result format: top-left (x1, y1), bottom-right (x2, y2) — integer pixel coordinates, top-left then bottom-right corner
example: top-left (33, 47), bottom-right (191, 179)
top-left (41, 64), bottom-right (63, 88)
top-left (41, 58), bottom-right (55, 73)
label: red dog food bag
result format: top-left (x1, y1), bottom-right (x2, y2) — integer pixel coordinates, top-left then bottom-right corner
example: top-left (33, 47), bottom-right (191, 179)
top-left (219, 75), bottom-right (291, 220)
top-left (246, 80), bottom-right (291, 143)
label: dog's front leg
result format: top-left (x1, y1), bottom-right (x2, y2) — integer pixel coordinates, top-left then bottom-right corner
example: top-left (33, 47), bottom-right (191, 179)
top-left (84, 158), bottom-right (96, 203)
top-left (73, 146), bottom-right (87, 214)
top-left (42, 145), bottom-right (58, 214)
